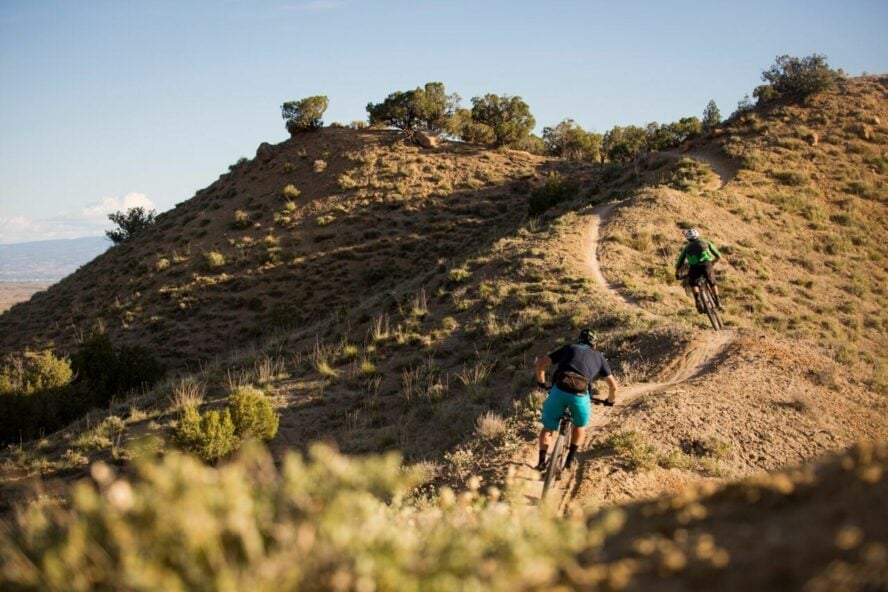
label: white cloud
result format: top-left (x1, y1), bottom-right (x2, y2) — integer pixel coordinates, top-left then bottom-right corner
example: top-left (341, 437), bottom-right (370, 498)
top-left (0, 193), bottom-right (156, 244)
top-left (81, 193), bottom-right (155, 221)
top-left (0, 216), bottom-right (40, 235)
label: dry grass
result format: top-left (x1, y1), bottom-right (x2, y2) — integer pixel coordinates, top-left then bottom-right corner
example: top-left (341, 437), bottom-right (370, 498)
top-left (474, 412), bottom-right (507, 440)
top-left (170, 376), bottom-right (206, 411)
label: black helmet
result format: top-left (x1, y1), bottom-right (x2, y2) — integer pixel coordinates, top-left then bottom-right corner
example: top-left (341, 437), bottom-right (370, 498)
top-left (578, 328), bottom-right (596, 345)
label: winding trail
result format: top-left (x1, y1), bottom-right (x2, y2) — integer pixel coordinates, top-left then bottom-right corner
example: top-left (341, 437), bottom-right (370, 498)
top-left (516, 160), bottom-right (738, 508)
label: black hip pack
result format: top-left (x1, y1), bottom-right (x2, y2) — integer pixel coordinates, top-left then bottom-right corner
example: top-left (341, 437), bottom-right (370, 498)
top-left (554, 370), bottom-right (590, 395)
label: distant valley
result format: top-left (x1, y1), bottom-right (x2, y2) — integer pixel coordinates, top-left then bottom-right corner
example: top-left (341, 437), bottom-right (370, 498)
top-left (0, 236), bottom-right (109, 282)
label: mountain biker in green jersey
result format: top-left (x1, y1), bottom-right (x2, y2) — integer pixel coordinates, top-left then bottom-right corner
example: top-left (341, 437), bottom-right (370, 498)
top-left (675, 228), bottom-right (723, 312)
top-left (533, 328), bottom-right (618, 472)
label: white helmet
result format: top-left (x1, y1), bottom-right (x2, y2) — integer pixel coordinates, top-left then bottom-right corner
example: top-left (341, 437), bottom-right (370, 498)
top-left (684, 228), bottom-right (700, 241)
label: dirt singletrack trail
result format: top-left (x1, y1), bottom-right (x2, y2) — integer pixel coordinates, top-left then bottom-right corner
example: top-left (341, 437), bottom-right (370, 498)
top-left (516, 177), bottom-right (737, 508)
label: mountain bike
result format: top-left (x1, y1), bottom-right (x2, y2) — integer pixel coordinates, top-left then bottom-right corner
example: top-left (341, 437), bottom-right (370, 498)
top-left (541, 396), bottom-right (614, 499)
top-left (679, 273), bottom-right (724, 331)
top-left (541, 409), bottom-right (572, 498)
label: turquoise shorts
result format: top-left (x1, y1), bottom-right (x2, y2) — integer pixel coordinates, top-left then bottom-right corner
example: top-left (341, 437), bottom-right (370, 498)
top-left (541, 386), bottom-right (591, 430)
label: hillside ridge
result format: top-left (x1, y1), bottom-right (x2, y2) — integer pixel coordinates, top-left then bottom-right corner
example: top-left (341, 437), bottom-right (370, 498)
top-left (0, 76), bottom-right (885, 530)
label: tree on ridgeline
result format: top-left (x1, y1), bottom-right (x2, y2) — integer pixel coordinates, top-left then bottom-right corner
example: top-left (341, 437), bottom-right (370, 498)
top-left (366, 82), bottom-right (460, 134)
top-left (469, 94), bottom-right (535, 147)
top-left (106, 207), bottom-right (157, 244)
top-left (649, 117), bottom-right (702, 151)
top-left (603, 125), bottom-right (647, 163)
top-left (754, 54), bottom-right (839, 105)
top-left (281, 96), bottom-right (329, 134)
top-left (515, 133), bottom-right (547, 155)
top-left (702, 100), bottom-right (721, 132)
top-left (449, 108), bottom-right (495, 144)
top-left (542, 119), bottom-right (603, 161)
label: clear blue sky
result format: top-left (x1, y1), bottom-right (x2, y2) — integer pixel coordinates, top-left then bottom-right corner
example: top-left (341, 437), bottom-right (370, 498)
top-left (1, 0), bottom-right (886, 243)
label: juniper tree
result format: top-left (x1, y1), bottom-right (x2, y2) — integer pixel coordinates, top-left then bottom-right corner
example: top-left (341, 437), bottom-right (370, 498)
top-left (703, 100), bottom-right (721, 132)
top-left (106, 207), bottom-right (156, 244)
top-left (281, 96), bottom-right (329, 134)
top-left (470, 94), bottom-right (535, 147)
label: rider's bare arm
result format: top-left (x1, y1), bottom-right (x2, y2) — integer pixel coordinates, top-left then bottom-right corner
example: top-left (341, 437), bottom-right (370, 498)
top-left (534, 355), bottom-right (552, 385)
top-left (605, 375), bottom-right (618, 403)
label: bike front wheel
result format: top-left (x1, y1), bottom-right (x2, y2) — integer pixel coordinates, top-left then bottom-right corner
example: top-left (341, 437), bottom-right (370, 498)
top-left (701, 283), bottom-right (723, 330)
top-left (542, 433), bottom-right (566, 498)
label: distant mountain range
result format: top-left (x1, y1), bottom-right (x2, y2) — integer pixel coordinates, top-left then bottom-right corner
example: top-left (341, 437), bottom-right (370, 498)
top-left (0, 236), bottom-right (109, 281)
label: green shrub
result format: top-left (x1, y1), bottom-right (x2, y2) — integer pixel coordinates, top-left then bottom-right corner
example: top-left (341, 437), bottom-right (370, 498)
top-left (281, 184), bottom-right (301, 200)
top-left (232, 209), bottom-right (251, 229)
top-left (0, 350), bottom-right (73, 395)
top-left (175, 406), bottom-right (238, 463)
top-left (668, 158), bottom-right (710, 191)
top-left (203, 251), bottom-right (226, 270)
top-left (772, 170), bottom-right (809, 186)
top-left (359, 359), bottom-right (378, 377)
top-left (338, 173), bottom-right (358, 190)
top-left (71, 333), bottom-right (164, 407)
top-left (528, 172), bottom-right (580, 216)
top-left (228, 386), bottom-right (279, 442)
top-left (229, 156), bottom-right (249, 171)
top-left (0, 350), bottom-right (78, 444)
top-left (447, 266), bottom-right (471, 284)
top-left (606, 430), bottom-right (657, 470)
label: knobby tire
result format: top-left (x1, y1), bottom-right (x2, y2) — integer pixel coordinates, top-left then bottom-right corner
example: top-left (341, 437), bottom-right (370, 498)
top-left (542, 433), bottom-right (566, 498)
top-left (701, 284), bottom-right (722, 331)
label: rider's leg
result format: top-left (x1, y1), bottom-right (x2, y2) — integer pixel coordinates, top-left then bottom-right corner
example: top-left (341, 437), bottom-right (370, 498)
top-left (565, 427), bottom-right (584, 467)
top-left (570, 425), bottom-right (585, 447)
top-left (538, 391), bottom-right (564, 469)
top-left (538, 428), bottom-right (554, 448)
top-left (536, 429), bottom-right (553, 469)
top-left (688, 266), bottom-right (705, 312)
top-left (705, 263), bottom-right (722, 308)
top-left (565, 395), bottom-right (591, 468)
top-left (692, 285), bottom-right (704, 313)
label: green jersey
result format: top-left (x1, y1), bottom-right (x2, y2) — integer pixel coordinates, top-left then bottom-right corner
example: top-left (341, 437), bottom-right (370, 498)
top-left (675, 239), bottom-right (721, 268)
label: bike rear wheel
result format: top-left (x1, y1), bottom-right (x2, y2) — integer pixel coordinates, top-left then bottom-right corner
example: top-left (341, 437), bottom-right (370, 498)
top-left (701, 283), bottom-right (723, 330)
top-left (541, 433), bottom-right (566, 498)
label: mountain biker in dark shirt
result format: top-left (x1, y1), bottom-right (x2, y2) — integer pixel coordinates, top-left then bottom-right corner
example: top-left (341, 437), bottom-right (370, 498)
top-left (533, 328), bottom-right (618, 472)
top-left (675, 228), bottom-right (724, 312)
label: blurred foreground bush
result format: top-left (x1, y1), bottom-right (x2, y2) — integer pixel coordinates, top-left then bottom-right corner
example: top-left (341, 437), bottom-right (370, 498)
top-left (0, 445), bottom-right (622, 591)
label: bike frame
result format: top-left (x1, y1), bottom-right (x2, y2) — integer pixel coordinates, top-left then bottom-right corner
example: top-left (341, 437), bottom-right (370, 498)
top-left (693, 276), bottom-right (723, 330)
top-left (679, 272), bottom-right (724, 331)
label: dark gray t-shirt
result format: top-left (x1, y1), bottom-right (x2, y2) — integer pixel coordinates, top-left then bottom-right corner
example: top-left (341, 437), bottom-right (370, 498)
top-left (548, 344), bottom-right (613, 382)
